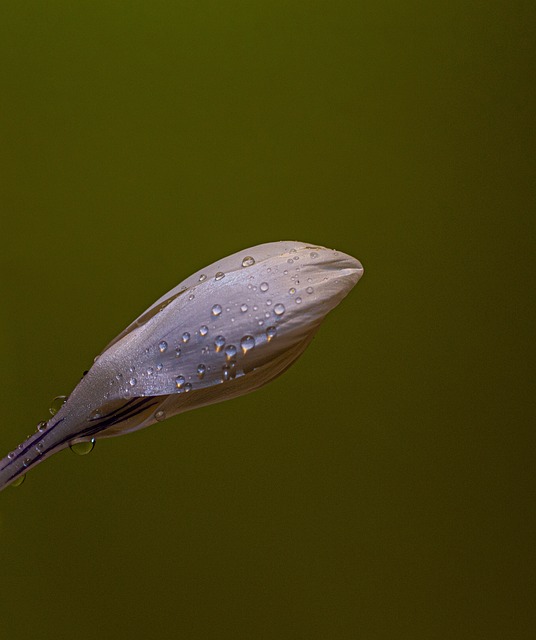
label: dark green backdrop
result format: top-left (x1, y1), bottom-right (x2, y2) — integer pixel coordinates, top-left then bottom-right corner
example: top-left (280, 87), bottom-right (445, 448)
top-left (0, 2), bottom-right (533, 639)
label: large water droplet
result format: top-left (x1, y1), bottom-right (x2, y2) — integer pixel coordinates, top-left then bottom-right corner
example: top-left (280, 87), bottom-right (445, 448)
top-left (197, 364), bottom-right (206, 379)
top-left (175, 375), bottom-right (185, 389)
top-left (260, 282), bottom-right (269, 292)
top-left (295, 297), bottom-right (302, 304)
top-left (37, 421), bottom-right (48, 433)
top-left (23, 458), bottom-right (31, 468)
top-left (199, 325), bottom-right (209, 337)
top-left (175, 347), bottom-right (181, 358)
top-left (225, 344), bottom-right (237, 360)
top-left (274, 303), bottom-right (285, 316)
top-left (212, 304), bottom-right (222, 317)
top-left (11, 475), bottom-right (25, 487)
top-left (129, 377), bottom-right (137, 386)
top-left (214, 335), bottom-right (226, 352)
top-left (70, 439), bottom-right (95, 455)
top-left (8, 451), bottom-right (16, 460)
top-left (49, 395), bottom-right (67, 416)
top-left (215, 271), bottom-right (225, 281)
top-left (288, 287), bottom-right (296, 295)
top-left (184, 382), bottom-right (192, 392)
top-left (155, 410), bottom-right (166, 422)
top-left (159, 340), bottom-right (168, 353)
top-left (306, 286), bottom-right (314, 294)
top-left (240, 303), bottom-right (248, 313)
top-left (240, 335), bottom-right (255, 354)
top-left (199, 274), bottom-right (207, 282)
top-left (222, 364), bottom-right (232, 381)
top-left (241, 256), bottom-right (255, 267)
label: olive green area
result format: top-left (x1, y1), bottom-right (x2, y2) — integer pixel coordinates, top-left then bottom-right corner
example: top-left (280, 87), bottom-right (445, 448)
top-left (0, 2), bottom-right (533, 638)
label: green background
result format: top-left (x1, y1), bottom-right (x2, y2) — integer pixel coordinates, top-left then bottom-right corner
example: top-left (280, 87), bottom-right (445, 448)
top-left (0, 2), bottom-right (533, 638)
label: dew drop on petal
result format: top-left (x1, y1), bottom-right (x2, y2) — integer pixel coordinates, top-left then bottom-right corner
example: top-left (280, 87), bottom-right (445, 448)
top-left (306, 286), bottom-right (314, 294)
top-left (222, 364), bottom-right (231, 381)
top-left (197, 364), bottom-right (206, 379)
top-left (11, 475), bottom-right (25, 487)
top-left (199, 274), bottom-right (207, 282)
top-left (295, 297), bottom-right (302, 304)
top-left (260, 282), bottom-right (269, 292)
top-left (214, 335), bottom-right (226, 352)
top-left (129, 377), bottom-right (137, 386)
top-left (266, 326), bottom-right (277, 341)
top-left (182, 332), bottom-right (191, 343)
top-left (159, 340), bottom-right (168, 353)
top-left (155, 410), bottom-right (166, 422)
top-left (215, 271), bottom-right (225, 281)
top-left (37, 421), bottom-right (48, 433)
top-left (156, 363), bottom-right (163, 372)
top-left (225, 344), bottom-right (237, 360)
top-left (175, 375), bottom-right (185, 389)
top-left (274, 303), bottom-right (285, 316)
top-left (199, 325), bottom-right (209, 336)
top-left (49, 395), bottom-right (67, 416)
top-left (240, 303), bottom-right (248, 313)
top-left (175, 347), bottom-right (181, 357)
top-left (23, 458), bottom-right (31, 468)
top-left (289, 288), bottom-right (296, 295)
top-left (184, 383), bottom-right (193, 392)
top-left (240, 335), bottom-right (255, 354)
top-left (212, 304), bottom-right (222, 317)
top-left (70, 439), bottom-right (95, 456)
top-left (242, 256), bottom-right (255, 267)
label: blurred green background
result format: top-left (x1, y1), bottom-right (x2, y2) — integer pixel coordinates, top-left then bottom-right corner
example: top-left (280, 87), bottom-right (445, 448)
top-left (0, 2), bottom-right (533, 638)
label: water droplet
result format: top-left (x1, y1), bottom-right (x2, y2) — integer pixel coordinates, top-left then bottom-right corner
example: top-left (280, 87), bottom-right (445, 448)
top-left (8, 451), bottom-right (16, 460)
top-left (215, 271), bottom-right (225, 281)
top-left (287, 258), bottom-right (294, 264)
top-left (37, 421), bottom-right (48, 432)
top-left (188, 293), bottom-right (195, 301)
top-left (310, 252), bottom-right (318, 258)
top-left (128, 365), bottom-right (136, 373)
top-left (306, 286), bottom-right (314, 294)
top-left (240, 335), bottom-right (255, 354)
top-left (222, 364), bottom-right (231, 381)
top-left (35, 442), bottom-right (44, 452)
top-left (49, 395), bottom-right (67, 416)
top-left (260, 282), bottom-right (269, 292)
top-left (197, 364), bottom-right (206, 379)
top-left (23, 458), bottom-right (31, 468)
top-left (288, 287), bottom-right (296, 295)
top-left (212, 304), bottom-right (222, 317)
top-left (182, 332), bottom-right (191, 343)
top-left (225, 344), bottom-right (237, 360)
top-left (274, 303), bottom-right (285, 316)
top-left (11, 475), bottom-right (25, 487)
top-left (175, 347), bottom-right (181, 357)
top-left (156, 363), bottom-right (163, 371)
top-left (147, 367), bottom-right (154, 375)
top-left (70, 439), bottom-right (95, 456)
top-left (159, 340), bottom-right (168, 353)
top-left (175, 375), bottom-right (185, 389)
top-left (266, 299), bottom-right (272, 306)
top-left (295, 297), bottom-right (302, 304)
top-left (240, 303), bottom-right (248, 313)
top-left (199, 274), bottom-right (207, 282)
top-left (129, 377), bottom-right (137, 386)
top-left (155, 410), bottom-right (166, 421)
top-left (214, 335), bottom-right (226, 352)
top-left (266, 326), bottom-right (277, 341)
top-left (199, 325), bottom-right (209, 337)
top-left (184, 383), bottom-right (192, 392)
top-left (242, 256), bottom-right (255, 267)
